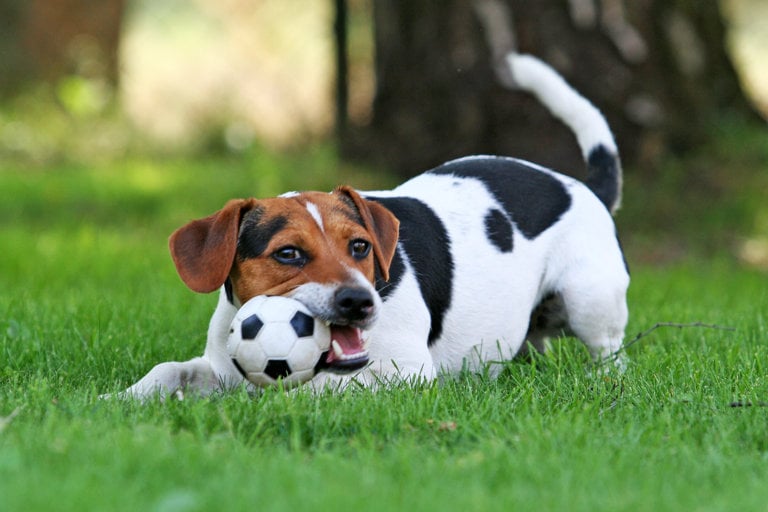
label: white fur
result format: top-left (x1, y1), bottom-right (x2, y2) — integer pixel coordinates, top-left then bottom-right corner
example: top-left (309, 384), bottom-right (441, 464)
top-left (305, 202), bottom-right (324, 232)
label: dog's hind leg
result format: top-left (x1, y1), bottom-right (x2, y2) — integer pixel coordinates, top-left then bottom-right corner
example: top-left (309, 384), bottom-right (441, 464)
top-left (560, 272), bottom-right (629, 369)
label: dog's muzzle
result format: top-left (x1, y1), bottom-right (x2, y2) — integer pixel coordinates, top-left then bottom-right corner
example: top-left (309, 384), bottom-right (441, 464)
top-left (316, 286), bottom-right (373, 372)
top-left (291, 283), bottom-right (376, 374)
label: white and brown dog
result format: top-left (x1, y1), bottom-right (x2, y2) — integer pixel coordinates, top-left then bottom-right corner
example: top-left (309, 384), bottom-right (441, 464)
top-left (118, 54), bottom-right (629, 398)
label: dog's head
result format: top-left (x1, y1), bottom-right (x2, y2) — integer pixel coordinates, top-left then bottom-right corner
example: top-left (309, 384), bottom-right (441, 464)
top-left (168, 186), bottom-right (399, 370)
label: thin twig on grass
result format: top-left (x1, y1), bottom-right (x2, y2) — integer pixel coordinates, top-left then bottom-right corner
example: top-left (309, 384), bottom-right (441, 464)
top-left (599, 321), bottom-right (736, 366)
top-left (0, 407), bottom-right (22, 434)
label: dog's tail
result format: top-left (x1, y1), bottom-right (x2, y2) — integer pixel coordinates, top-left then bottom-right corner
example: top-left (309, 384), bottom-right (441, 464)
top-left (503, 53), bottom-right (622, 213)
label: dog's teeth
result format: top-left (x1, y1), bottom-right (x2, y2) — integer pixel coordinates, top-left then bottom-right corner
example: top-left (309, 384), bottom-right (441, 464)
top-left (331, 339), bottom-right (344, 358)
top-left (324, 320), bottom-right (332, 327)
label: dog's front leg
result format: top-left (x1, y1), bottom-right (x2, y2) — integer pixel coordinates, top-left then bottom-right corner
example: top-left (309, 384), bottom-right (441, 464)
top-left (109, 288), bottom-right (241, 400)
top-left (118, 356), bottom-right (220, 400)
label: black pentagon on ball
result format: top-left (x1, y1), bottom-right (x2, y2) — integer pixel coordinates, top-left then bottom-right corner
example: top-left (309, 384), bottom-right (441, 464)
top-left (241, 314), bottom-right (265, 339)
top-left (290, 311), bottom-right (314, 338)
top-left (264, 359), bottom-right (292, 380)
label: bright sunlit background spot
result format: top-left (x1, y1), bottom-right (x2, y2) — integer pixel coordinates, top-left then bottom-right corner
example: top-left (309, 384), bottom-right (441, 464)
top-left (120, 0), bottom-right (337, 151)
top-left (726, 0), bottom-right (768, 113)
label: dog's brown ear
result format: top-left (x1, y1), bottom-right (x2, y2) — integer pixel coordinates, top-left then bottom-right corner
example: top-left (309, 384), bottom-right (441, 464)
top-left (335, 186), bottom-right (400, 282)
top-left (169, 199), bottom-right (258, 293)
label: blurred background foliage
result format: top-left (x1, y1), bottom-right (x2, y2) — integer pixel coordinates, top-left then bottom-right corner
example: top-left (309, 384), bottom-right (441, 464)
top-left (0, 0), bottom-right (766, 269)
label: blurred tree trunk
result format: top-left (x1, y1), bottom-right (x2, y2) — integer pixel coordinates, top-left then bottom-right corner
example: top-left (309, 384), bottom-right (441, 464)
top-left (334, 0), bottom-right (349, 138)
top-left (0, 0), bottom-right (125, 97)
top-left (341, 0), bottom-right (762, 177)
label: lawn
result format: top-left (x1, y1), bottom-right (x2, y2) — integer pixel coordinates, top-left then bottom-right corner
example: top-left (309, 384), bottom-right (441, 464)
top-left (1, 148), bottom-right (767, 511)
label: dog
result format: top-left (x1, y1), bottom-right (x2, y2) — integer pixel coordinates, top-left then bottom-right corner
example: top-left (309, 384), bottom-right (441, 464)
top-left (117, 53), bottom-right (629, 398)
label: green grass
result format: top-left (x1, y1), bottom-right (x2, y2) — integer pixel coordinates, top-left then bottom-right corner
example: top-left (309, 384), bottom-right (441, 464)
top-left (2, 148), bottom-right (767, 511)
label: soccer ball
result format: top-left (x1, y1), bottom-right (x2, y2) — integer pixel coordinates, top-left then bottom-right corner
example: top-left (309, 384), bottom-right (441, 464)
top-left (227, 295), bottom-right (331, 387)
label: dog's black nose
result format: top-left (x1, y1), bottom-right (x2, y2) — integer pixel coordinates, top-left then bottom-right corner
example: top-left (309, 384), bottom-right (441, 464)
top-left (334, 287), bottom-right (375, 321)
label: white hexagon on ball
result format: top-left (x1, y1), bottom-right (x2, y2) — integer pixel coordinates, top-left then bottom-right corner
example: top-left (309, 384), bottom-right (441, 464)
top-left (226, 295), bottom-right (331, 388)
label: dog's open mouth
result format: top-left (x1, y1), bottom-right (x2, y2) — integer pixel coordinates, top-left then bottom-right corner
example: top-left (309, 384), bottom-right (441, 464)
top-left (316, 325), bottom-right (369, 374)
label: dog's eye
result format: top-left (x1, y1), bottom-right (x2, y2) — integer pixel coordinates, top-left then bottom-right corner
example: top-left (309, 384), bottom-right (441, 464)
top-left (272, 246), bottom-right (308, 266)
top-left (350, 239), bottom-right (372, 259)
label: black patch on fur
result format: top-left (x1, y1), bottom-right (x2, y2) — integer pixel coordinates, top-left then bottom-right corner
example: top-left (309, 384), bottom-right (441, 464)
top-left (224, 277), bottom-right (235, 305)
top-left (429, 157), bottom-right (572, 239)
top-left (374, 245), bottom-right (405, 298)
top-left (369, 196), bottom-right (453, 346)
top-left (237, 209), bottom-right (288, 260)
top-left (484, 208), bottom-right (513, 253)
top-left (585, 144), bottom-right (621, 212)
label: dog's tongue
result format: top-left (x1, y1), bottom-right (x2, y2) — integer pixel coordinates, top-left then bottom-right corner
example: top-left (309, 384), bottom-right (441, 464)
top-left (325, 325), bottom-right (369, 370)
